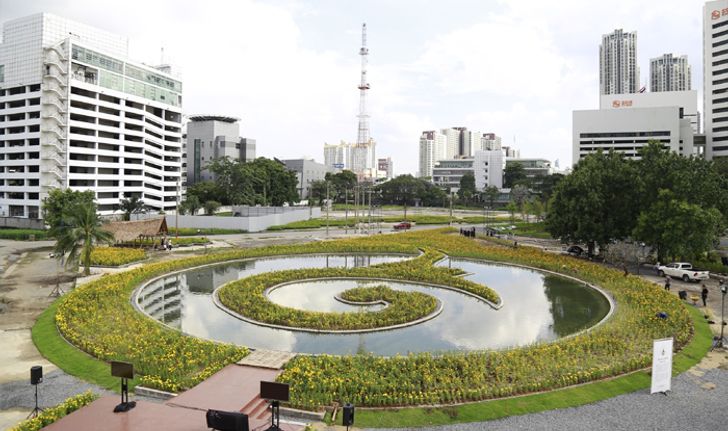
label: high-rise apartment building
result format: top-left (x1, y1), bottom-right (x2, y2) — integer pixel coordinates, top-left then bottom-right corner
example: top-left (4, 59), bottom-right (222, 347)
top-left (650, 54), bottom-right (691, 92)
top-left (478, 133), bottom-right (502, 152)
top-left (418, 130), bottom-right (447, 178)
top-left (440, 127), bottom-right (480, 158)
top-left (377, 157), bottom-right (393, 180)
top-left (0, 13), bottom-right (183, 218)
top-left (185, 115), bottom-right (255, 185)
top-left (323, 141), bottom-right (350, 172)
top-left (600, 29), bottom-right (639, 95)
top-left (704, 1), bottom-right (728, 159)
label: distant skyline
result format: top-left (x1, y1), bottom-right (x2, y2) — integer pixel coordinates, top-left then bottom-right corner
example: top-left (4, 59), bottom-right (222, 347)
top-left (0, 0), bottom-right (704, 175)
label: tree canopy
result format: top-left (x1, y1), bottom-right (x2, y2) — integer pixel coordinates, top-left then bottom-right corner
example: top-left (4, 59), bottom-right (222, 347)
top-left (42, 188), bottom-right (95, 230)
top-left (546, 142), bottom-right (728, 259)
top-left (504, 162), bottom-right (528, 188)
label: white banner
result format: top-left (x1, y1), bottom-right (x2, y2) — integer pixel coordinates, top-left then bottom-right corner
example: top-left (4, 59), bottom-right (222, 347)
top-left (650, 337), bottom-right (673, 394)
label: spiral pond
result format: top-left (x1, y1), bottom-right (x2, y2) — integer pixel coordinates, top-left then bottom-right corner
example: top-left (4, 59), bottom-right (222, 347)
top-left (135, 255), bottom-right (611, 355)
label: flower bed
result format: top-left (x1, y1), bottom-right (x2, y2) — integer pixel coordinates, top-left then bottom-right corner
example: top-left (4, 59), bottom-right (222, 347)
top-left (56, 239), bottom-right (418, 392)
top-left (90, 247), bottom-right (146, 266)
top-left (10, 391), bottom-right (98, 431)
top-left (54, 228), bottom-right (692, 409)
top-left (218, 265), bottom-right (450, 331)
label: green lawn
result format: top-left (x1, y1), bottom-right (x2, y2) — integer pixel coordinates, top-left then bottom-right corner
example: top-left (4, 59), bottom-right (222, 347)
top-left (0, 228), bottom-right (49, 240)
top-left (32, 300), bottom-right (140, 392)
top-left (337, 305), bottom-right (712, 428)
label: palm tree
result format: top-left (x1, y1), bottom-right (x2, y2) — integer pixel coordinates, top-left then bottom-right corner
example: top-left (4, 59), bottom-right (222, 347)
top-left (52, 201), bottom-right (113, 276)
top-left (118, 195), bottom-right (146, 221)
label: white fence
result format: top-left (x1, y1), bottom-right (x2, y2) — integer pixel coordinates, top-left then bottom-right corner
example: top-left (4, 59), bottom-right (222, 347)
top-left (134, 206), bottom-right (320, 233)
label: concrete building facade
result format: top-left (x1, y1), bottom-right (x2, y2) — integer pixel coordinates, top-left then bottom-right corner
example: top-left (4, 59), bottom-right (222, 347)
top-left (572, 106), bottom-right (694, 162)
top-left (431, 158), bottom-right (473, 192)
top-left (704, 0), bottom-right (728, 159)
top-left (185, 115), bottom-right (255, 185)
top-left (473, 150), bottom-right (504, 190)
top-left (0, 13), bottom-right (183, 218)
top-left (323, 141), bottom-right (349, 172)
top-left (650, 53), bottom-right (691, 92)
top-left (281, 158), bottom-right (326, 199)
top-left (600, 29), bottom-right (639, 95)
top-left (418, 130), bottom-right (447, 178)
top-left (599, 90), bottom-right (699, 134)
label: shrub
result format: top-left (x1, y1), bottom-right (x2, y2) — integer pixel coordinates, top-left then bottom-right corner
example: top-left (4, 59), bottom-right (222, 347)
top-left (90, 247), bottom-right (146, 266)
top-left (10, 391), bottom-right (98, 431)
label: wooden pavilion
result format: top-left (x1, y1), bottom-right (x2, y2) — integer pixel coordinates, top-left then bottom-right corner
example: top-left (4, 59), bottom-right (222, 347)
top-left (102, 217), bottom-right (169, 247)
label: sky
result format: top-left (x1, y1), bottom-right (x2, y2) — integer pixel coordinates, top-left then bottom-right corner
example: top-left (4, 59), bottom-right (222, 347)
top-left (0, 0), bottom-right (706, 175)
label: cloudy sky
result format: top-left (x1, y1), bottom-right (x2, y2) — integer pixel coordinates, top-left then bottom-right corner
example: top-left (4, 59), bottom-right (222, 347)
top-left (0, 0), bottom-right (705, 174)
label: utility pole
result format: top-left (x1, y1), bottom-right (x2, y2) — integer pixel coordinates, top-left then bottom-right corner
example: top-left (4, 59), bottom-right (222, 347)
top-left (326, 182), bottom-right (330, 237)
top-left (368, 187), bottom-right (372, 235)
top-left (344, 188), bottom-right (349, 234)
top-left (175, 176), bottom-right (180, 239)
top-left (449, 191), bottom-right (454, 226)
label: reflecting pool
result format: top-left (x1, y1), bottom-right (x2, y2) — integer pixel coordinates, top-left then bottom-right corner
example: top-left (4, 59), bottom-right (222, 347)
top-left (136, 255), bottom-right (610, 355)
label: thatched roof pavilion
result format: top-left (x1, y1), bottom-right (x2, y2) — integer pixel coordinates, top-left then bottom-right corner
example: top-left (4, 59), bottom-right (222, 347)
top-left (103, 217), bottom-right (168, 243)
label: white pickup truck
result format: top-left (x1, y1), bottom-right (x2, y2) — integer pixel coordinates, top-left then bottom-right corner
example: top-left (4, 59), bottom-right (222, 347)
top-left (657, 262), bottom-right (710, 282)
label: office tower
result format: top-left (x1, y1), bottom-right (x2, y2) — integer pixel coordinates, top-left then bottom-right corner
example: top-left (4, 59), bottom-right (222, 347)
top-left (418, 130), bottom-right (447, 178)
top-left (704, 1), bottom-right (728, 159)
top-left (0, 13), bottom-right (183, 217)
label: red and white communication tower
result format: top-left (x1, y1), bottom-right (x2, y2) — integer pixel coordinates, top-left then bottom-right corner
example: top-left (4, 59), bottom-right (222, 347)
top-left (356, 23), bottom-right (371, 146)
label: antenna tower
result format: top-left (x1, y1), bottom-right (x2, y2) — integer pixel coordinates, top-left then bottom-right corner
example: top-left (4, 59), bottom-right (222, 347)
top-left (356, 23), bottom-right (370, 145)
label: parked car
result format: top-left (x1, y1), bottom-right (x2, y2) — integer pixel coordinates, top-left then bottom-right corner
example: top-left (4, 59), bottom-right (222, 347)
top-left (657, 262), bottom-right (710, 282)
top-left (563, 245), bottom-right (586, 257)
top-left (393, 221), bottom-right (412, 231)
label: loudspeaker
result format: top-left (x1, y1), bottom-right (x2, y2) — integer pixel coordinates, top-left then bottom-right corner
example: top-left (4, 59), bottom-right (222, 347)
top-left (342, 403), bottom-right (355, 427)
top-left (260, 381), bottom-right (290, 402)
top-left (30, 366), bottom-right (43, 385)
top-left (206, 409), bottom-right (249, 431)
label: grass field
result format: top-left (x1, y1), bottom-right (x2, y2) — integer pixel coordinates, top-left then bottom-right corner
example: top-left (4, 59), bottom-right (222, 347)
top-left (0, 228), bottom-right (49, 240)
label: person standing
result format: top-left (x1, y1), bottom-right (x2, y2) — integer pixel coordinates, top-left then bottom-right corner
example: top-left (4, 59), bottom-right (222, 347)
top-left (664, 276), bottom-right (671, 291)
top-left (701, 285), bottom-right (709, 307)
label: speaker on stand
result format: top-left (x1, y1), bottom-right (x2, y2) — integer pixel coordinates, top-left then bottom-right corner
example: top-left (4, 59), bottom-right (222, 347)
top-left (27, 366), bottom-right (44, 419)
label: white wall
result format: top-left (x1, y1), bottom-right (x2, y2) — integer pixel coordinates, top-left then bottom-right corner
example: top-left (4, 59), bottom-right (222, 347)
top-left (151, 207), bottom-right (321, 233)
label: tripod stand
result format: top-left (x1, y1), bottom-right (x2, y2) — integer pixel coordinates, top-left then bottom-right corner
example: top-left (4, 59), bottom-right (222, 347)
top-left (266, 400), bottom-right (281, 431)
top-left (26, 383), bottom-right (43, 419)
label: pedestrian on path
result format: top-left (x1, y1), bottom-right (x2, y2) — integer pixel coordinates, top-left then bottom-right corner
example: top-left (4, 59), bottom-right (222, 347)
top-left (664, 276), bottom-right (671, 291)
top-left (701, 284), bottom-right (709, 307)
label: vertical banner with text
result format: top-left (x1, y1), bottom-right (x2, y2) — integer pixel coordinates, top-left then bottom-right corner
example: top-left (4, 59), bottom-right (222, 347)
top-left (650, 337), bottom-right (673, 394)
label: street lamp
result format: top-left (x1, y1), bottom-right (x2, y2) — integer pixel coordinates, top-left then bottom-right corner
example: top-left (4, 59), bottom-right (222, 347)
top-left (720, 282), bottom-right (727, 348)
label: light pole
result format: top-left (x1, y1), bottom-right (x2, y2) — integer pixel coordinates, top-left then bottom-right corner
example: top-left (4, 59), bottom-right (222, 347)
top-left (720, 282), bottom-right (727, 348)
top-left (325, 181), bottom-right (330, 238)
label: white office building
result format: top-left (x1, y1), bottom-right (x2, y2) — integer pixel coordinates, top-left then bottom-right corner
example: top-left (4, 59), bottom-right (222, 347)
top-left (599, 90), bottom-right (699, 134)
top-left (186, 115), bottom-right (255, 185)
top-left (600, 29), bottom-right (639, 95)
top-left (573, 106), bottom-right (694, 162)
top-left (473, 150), bottom-right (503, 190)
top-left (431, 158), bottom-right (474, 192)
top-left (650, 54), bottom-right (691, 92)
top-left (418, 130), bottom-right (447, 178)
top-left (0, 13), bottom-right (183, 218)
top-left (704, 1), bottom-right (728, 159)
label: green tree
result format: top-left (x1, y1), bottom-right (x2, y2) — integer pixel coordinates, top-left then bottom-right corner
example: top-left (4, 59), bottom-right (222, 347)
top-left (418, 181), bottom-right (447, 207)
top-left (309, 180), bottom-right (328, 206)
top-left (633, 190), bottom-right (723, 261)
top-left (504, 162), bottom-right (528, 188)
top-left (182, 195), bottom-right (201, 215)
top-left (51, 200), bottom-right (113, 276)
top-left (377, 175), bottom-right (424, 220)
top-left (187, 181), bottom-right (224, 204)
top-left (42, 188), bottom-right (95, 230)
top-left (534, 173), bottom-right (564, 211)
top-left (203, 200), bottom-right (221, 215)
top-left (545, 151), bottom-right (641, 254)
top-left (325, 170), bottom-right (358, 202)
top-left (483, 186), bottom-right (499, 210)
top-left (457, 172), bottom-right (476, 204)
top-left (530, 198), bottom-right (544, 221)
top-left (510, 184), bottom-right (529, 218)
top-left (118, 195), bottom-right (145, 221)
top-left (505, 201), bottom-right (517, 223)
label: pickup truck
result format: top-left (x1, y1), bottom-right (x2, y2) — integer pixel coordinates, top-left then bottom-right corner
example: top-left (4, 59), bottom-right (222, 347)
top-left (657, 262), bottom-right (710, 282)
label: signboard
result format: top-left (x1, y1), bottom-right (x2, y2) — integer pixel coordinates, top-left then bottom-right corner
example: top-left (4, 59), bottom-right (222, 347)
top-left (333, 163), bottom-right (345, 169)
top-left (650, 337), bottom-right (673, 394)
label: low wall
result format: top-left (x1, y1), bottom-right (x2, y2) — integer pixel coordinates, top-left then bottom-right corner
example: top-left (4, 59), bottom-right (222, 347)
top-left (134, 207), bottom-right (320, 232)
top-left (0, 217), bottom-right (45, 230)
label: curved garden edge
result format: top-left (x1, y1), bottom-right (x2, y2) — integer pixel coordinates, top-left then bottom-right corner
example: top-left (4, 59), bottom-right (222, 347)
top-left (211, 277), bottom-right (447, 334)
top-left (337, 304), bottom-right (713, 428)
top-left (30, 297), bottom-right (711, 428)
